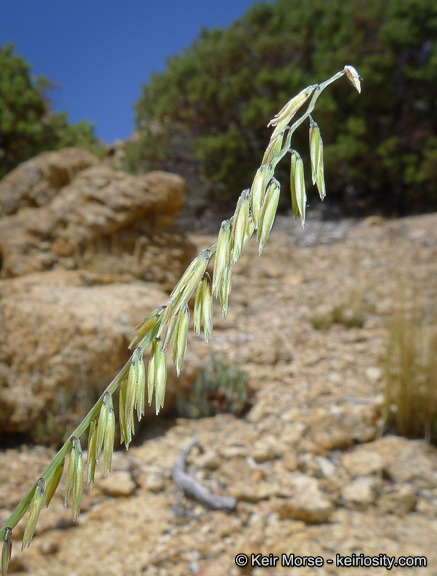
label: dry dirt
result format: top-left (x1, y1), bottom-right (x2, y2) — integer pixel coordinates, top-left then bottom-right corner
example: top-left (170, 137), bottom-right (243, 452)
top-left (1, 211), bottom-right (437, 576)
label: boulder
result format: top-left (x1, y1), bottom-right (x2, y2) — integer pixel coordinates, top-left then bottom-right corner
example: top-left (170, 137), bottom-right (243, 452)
top-left (272, 474), bottom-right (335, 524)
top-left (305, 403), bottom-right (380, 450)
top-left (0, 148), bottom-right (100, 217)
top-left (378, 485), bottom-right (417, 515)
top-left (0, 149), bottom-right (196, 290)
top-left (0, 269), bottom-right (206, 436)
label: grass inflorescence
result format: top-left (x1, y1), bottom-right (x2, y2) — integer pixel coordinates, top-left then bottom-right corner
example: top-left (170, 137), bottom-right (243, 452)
top-left (0, 65), bottom-right (361, 574)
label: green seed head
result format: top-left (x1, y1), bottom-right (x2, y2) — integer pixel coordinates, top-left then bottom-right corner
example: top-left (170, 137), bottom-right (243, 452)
top-left (309, 118), bottom-right (326, 200)
top-left (258, 178), bottom-right (281, 254)
top-left (96, 393), bottom-right (112, 463)
top-left (153, 339), bottom-right (167, 415)
top-left (129, 306), bottom-right (164, 350)
top-left (171, 305), bottom-right (190, 376)
top-left (290, 152), bottom-right (306, 227)
top-left (213, 220), bottom-right (231, 297)
top-left (45, 458), bottom-right (64, 508)
top-left (118, 378), bottom-right (131, 449)
top-left (201, 273), bottom-right (213, 345)
top-left (135, 349), bottom-right (146, 421)
top-left (262, 132), bottom-right (284, 166)
top-left (103, 409), bottom-right (115, 477)
top-left (170, 250), bottom-right (211, 315)
top-left (22, 478), bottom-right (46, 550)
top-left (250, 164), bottom-right (274, 230)
top-left (87, 420), bottom-right (97, 490)
top-left (65, 437), bottom-right (80, 508)
top-left (219, 266), bottom-right (233, 319)
top-left (2, 527), bottom-right (12, 576)
top-left (231, 190), bottom-right (250, 264)
top-left (193, 280), bottom-right (204, 336)
top-left (147, 338), bottom-right (158, 407)
top-left (268, 85), bottom-right (316, 140)
top-left (344, 65), bottom-right (361, 93)
top-left (72, 451), bottom-right (83, 520)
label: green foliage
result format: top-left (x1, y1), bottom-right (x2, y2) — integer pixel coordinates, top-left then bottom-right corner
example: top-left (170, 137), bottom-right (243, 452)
top-left (176, 356), bottom-right (250, 418)
top-left (0, 44), bottom-right (101, 179)
top-left (127, 0), bottom-right (437, 214)
top-left (383, 289), bottom-right (437, 443)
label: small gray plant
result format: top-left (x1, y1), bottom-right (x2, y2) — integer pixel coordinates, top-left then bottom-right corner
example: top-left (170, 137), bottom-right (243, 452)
top-left (176, 356), bottom-right (249, 419)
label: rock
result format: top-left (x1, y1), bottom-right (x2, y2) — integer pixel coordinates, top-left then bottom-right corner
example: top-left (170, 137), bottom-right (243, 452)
top-left (360, 437), bottom-right (437, 490)
top-left (341, 477), bottom-right (378, 508)
top-left (272, 474), bottom-right (334, 524)
top-left (0, 148), bottom-right (100, 217)
top-left (37, 537), bottom-right (60, 555)
top-left (365, 366), bottom-right (382, 383)
top-left (144, 473), bottom-right (166, 493)
top-left (0, 149), bottom-right (196, 288)
top-left (0, 271), bottom-right (185, 434)
top-left (378, 485), bottom-right (417, 515)
top-left (230, 482), bottom-right (276, 503)
top-left (98, 470), bottom-right (137, 497)
top-left (252, 436), bottom-right (282, 462)
top-left (1, 210), bottom-right (437, 576)
top-left (315, 455), bottom-right (336, 478)
top-left (281, 452), bottom-right (299, 472)
top-left (306, 403), bottom-right (380, 450)
top-left (341, 449), bottom-right (385, 476)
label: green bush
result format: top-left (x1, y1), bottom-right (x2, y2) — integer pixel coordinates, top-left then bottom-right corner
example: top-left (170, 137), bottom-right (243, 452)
top-left (127, 0), bottom-right (437, 214)
top-left (0, 44), bottom-right (102, 179)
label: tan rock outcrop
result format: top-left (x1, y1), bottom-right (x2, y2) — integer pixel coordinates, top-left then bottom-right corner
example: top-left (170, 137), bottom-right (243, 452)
top-left (0, 149), bottom-right (195, 289)
top-left (0, 148), bottom-right (100, 217)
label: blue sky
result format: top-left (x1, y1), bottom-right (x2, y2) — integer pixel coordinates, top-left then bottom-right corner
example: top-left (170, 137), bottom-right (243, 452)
top-left (0, 0), bottom-right (271, 143)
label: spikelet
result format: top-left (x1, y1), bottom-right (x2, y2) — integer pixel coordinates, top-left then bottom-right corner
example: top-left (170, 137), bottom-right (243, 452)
top-left (231, 190), bottom-right (250, 264)
top-left (2, 527), bottom-right (12, 576)
top-left (96, 393), bottom-right (112, 463)
top-left (119, 378), bottom-right (131, 449)
top-left (149, 338), bottom-right (167, 415)
top-left (309, 117), bottom-right (326, 200)
top-left (129, 306), bottom-right (164, 350)
top-left (262, 132), bottom-right (284, 166)
top-left (290, 152), bottom-right (306, 227)
top-left (268, 85), bottom-right (316, 140)
top-left (135, 349), bottom-right (146, 421)
top-left (193, 277), bottom-right (204, 337)
top-left (126, 348), bottom-right (144, 433)
top-left (169, 250), bottom-right (211, 315)
top-left (103, 409), bottom-right (115, 476)
top-left (72, 451), bottom-right (83, 520)
top-left (45, 459), bottom-right (64, 507)
top-left (212, 220), bottom-right (231, 297)
top-left (344, 65), bottom-right (361, 93)
top-left (219, 265), bottom-right (233, 319)
top-left (171, 305), bottom-right (190, 376)
top-left (201, 273), bottom-right (213, 345)
top-left (155, 349), bottom-right (167, 415)
top-left (250, 164), bottom-right (274, 230)
top-left (258, 178), bottom-right (281, 254)
top-left (87, 419), bottom-right (97, 490)
top-left (22, 479), bottom-right (46, 550)
top-left (64, 437), bottom-right (83, 519)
